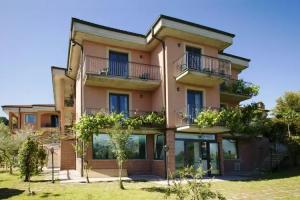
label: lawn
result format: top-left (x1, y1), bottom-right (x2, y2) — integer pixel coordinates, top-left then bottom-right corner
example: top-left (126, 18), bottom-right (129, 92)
top-left (0, 169), bottom-right (300, 200)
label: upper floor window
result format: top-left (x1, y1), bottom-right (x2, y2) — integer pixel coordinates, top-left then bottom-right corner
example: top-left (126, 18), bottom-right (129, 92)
top-left (24, 114), bottom-right (36, 124)
top-left (109, 93), bottom-right (129, 116)
top-left (109, 50), bottom-right (129, 77)
top-left (222, 139), bottom-right (238, 160)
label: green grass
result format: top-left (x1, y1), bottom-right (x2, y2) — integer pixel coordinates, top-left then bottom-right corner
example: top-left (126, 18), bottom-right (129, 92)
top-left (0, 170), bottom-right (169, 200)
top-left (0, 169), bottom-right (300, 200)
top-left (212, 169), bottom-right (300, 200)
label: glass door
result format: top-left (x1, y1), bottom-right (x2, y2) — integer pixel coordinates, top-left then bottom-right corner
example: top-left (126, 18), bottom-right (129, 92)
top-left (109, 51), bottom-right (129, 77)
top-left (187, 90), bottom-right (203, 124)
top-left (186, 46), bottom-right (202, 71)
top-left (208, 142), bottom-right (220, 175)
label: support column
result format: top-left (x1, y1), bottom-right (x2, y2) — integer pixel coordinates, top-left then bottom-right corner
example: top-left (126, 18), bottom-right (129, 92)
top-left (166, 130), bottom-right (175, 176)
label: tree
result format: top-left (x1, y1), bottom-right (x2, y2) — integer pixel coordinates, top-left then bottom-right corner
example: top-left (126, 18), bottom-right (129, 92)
top-left (18, 136), bottom-right (39, 182)
top-left (0, 117), bottom-right (9, 126)
top-left (273, 91), bottom-right (300, 136)
top-left (0, 123), bottom-right (26, 174)
top-left (107, 122), bottom-right (132, 189)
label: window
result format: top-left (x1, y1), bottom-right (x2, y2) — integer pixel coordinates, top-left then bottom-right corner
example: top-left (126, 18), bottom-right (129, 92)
top-left (24, 114), bottom-right (36, 124)
top-left (222, 139), bottom-right (238, 160)
top-left (127, 135), bottom-right (146, 159)
top-left (109, 93), bottom-right (129, 116)
top-left (109, 50), bottom-right (129, 77)
top-left (93, 134), bottom-right (115, 159)
top-left (154, 134), bottom-right (164, 160)
top-left (92, 134), bottom-right (146, 160)
top-left (51, 115), bottom-right (59, 127)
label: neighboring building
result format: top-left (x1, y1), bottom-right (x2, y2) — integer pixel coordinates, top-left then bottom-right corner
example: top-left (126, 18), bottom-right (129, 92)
top-left (1, 104), bottom-right (61, 167)
top-left (3, 15), bottom-right (270, 177)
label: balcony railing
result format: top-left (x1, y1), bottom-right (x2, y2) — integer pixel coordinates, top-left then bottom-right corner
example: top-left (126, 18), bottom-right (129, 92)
top-left (85, 108), bottom-right (154, 117)
top-left (220, 79), bottom-right (258, 98)
top-left (175, 105), bottom-right (221, 127)
top-left (174, 52), bottom-right (231, 78)
top-left (84, 55), bottom-right (161, 81)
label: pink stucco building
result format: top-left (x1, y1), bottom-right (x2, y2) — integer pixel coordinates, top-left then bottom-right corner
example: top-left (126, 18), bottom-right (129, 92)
top-left (3, 15), bottom-right (270, 177)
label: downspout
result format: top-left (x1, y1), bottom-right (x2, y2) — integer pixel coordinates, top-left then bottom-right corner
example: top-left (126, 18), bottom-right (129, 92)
top-left (70, 39), bottom-right (84, 177)
top-left (151, 28), bottom-right (168, 180)
top-left (18, 107), bottom-right (21, 129)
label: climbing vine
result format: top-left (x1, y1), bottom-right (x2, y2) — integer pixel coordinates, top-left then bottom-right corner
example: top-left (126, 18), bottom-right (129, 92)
top-left (74, 111), bottom-right (165, 142)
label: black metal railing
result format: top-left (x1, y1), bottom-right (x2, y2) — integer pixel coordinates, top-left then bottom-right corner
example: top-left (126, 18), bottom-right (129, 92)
top-left (220, 79), bottom-right (257, 97)
top-left (84, 108), bottom-right (155, 116)
top-left (174, 52), bottom-right (231, 78)
top-left (175, 105), bottom-right (221, 126)
top-left (84, 55), bottom-right (161, 81)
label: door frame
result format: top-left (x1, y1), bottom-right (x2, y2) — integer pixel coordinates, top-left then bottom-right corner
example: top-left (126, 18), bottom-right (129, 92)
top-left (175, 136), bottom-right (220, 176)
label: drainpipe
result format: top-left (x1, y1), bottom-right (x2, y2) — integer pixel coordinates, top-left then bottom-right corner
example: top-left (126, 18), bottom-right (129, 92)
top-left (70, 39), bottom-right (84, 177)
top-left (18, 107), bottom-right (21, 129)
top-left (151, 28), bottom-right (168, 181)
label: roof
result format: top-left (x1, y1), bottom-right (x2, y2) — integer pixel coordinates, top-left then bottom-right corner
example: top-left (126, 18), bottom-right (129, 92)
top-left (219, 52), bottom-right (251, 62)
top-left (146, 15), bottom-right (235, 37)
top-left (72, 18), bottom-right (145, 38)
top-left (72, 14), bottom-right (235, 38)
top-left (2, 104), bottom-right (55, 109)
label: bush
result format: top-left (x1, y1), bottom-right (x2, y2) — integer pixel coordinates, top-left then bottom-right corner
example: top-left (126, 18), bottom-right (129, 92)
top-left (165, 166), bottom-right (225, 200)
top-left (37, 146), bottom-right (47, 172)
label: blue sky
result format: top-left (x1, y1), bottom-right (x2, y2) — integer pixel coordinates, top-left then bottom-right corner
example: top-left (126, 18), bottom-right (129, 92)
top-left (0, 0), bottom-right (299, 117)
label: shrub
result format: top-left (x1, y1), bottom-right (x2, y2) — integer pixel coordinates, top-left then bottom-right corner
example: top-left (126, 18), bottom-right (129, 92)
top-left (165, 166), bottom-right (226, 200)
top-left (37, 146), bottom-right (47, 172)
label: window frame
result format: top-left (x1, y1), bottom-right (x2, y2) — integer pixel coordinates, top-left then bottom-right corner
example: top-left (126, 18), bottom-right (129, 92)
top-left (92, 133), bottom-right (147, 160)
top-left (109, 93), bottom-right (129, 114)
top-left (24, 113), bottom-right (37, 125)
top-left (154, 134), bottom-right (165, 160)
top-left (222, 138), bottom-right (239, 160)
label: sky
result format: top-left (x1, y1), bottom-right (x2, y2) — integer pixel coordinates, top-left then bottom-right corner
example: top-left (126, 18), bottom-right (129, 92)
top-left (0, 0), bottom-right (299, 117)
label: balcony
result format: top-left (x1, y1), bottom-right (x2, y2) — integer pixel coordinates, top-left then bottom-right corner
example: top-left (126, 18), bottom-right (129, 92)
top-left (83, 56), bottom-right (161, 91)
top-left (174, 53), bottom-right (231, 87)
top-left (175, 105), bottom-right (229, 133)
top-left (220, 79), bottom-right (258, 102)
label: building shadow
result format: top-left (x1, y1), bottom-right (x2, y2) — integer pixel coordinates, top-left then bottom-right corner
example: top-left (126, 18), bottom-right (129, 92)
top-left (141, 187), bottom-right (168, 193)
top-left (0, 188), bottom-right (25, 199)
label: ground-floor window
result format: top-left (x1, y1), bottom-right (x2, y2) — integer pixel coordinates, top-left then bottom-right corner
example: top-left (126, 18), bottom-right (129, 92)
top-left (222, 139), bottom-right (238, 160)
top-left (154, 134), bottom-right (164, 160)
top-left (93, 134), bottom-right (115, 159)
top-left (127, 135), bottom-right (146, 159)
top-left (92, 133), bottom-right (146, 160)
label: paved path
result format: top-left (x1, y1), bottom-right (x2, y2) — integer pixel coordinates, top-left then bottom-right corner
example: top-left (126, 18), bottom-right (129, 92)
top-left (43, 168), bottom-right (251, 184)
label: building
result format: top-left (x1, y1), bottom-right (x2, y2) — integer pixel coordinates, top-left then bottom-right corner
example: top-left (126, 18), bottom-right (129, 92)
top-left (3, 15), bottom-right (270, 177)
top-left (1, 104), bottom-right (61, 167)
